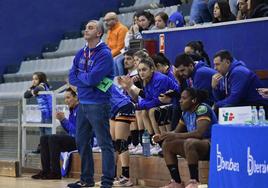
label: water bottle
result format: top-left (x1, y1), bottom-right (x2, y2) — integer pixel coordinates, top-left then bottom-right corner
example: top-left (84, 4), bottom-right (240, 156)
top-left (142, 130), bottom-right (151, 157)
top-left (258, 106), bottom-right (266, 126)
top-left (251, 106), bottom-right (258, 125)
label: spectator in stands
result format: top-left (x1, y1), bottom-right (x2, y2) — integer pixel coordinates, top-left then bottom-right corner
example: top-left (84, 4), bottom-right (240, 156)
top-left (208, 0), bottom-right (238, 18)
top-left (248, 0), bottom-right (268, 18)
top-left (124, 11), bottom-right (154, 48)
top-left (154, 88), bottom-right (217, 188)
top-left (31, 87), bottom-right (78, 180)
top-left (124, 13), bottom-right (140, 49)
top-left (118, 57), bottom-right (180, 154)
top-left (213, 0), bottom-right (236, 23)
top-left (104, 12), bottom-right (128, 57)
top-left (212, 50), bottom-right (268, 109)
top-left (190, 0), bottom-right (212, 24)
top-left (174, 53), bottom-right (216, 106)
top-left (153, 12), bottom-right (169, 30)
top-left (24, 72), bottom-right (52, 153)
top-left (109, 85), bottom-right (135, 187)
top-left (184, 41), bottom-right (211, 67)
top-left (68, 20), bottom-right (115, 188)
top-left (137, 11), bottom-right (155, 31)
top-left (168, 11), bottom-right (185, 28)
top-left (237, 0), bottom-right (249, 20)
top-left (258, 88), bottom-right (268, 98)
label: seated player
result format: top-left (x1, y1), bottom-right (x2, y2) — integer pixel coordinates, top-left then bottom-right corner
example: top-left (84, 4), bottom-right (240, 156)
top-left (153, 88), bottom-right (217, 188)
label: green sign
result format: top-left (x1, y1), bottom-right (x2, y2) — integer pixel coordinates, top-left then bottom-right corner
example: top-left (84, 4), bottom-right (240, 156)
top-left (96, 77), bottom-right (113, 92)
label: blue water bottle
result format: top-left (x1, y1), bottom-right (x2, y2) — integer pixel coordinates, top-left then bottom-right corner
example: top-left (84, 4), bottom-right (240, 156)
top-left (142, 130), bottom-right (151, 157)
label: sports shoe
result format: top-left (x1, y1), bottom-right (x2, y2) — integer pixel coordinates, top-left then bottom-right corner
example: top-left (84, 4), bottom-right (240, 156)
top-left (31, 171), bottom-right (48, 179)
top-left (185, 179), bottom-right (199, 188)
top-left (113, 176), bottom-right (133, 187)
top-left (151, 144), bottom-right (162, 155)
top-left (92, 146), bottom-right (101, 153)
top-left (42, 172), bottom-right (61, 180)
top-left (160, 180), bottom-right (185, 188)
top-left (67, 180), bottom-right (95, 187)
top-left (133, 144), bottom-right (143, 155)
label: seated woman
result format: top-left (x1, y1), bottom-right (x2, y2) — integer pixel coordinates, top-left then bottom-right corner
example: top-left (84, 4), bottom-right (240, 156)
top-left (152, 53), bottom-right (180, 132)
top-left (31, 87), bottom-right (78, 180)
top-left (213, 0), bottom-right (236, 23)
top-left (153, 88), bottom-right (217, 188)
top-left (184, 41), bottom-right (211, 67)
top-left (118, 57), bottom-right (180, 153)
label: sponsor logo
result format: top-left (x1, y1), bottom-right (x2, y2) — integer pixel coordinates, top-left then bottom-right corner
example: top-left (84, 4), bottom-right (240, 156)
top-left (222, 111), bottom-right (235, 121)
top-left (217, 144), bottom-right (240, 172)
top-left (247, 147), bottom-right (268, 176)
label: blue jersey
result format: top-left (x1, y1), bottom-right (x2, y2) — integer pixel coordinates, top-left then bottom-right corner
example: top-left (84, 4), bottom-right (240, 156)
top-left (60, 105), bottom-right (78, 137)
top-left (180, 103), bottom-right (217, 139)
top-left (109, 84), bottom-right (132, 116)
top-left (138, 72), bottom-right (180, 110)
top-left (36, 83), bottom-right (52, 119)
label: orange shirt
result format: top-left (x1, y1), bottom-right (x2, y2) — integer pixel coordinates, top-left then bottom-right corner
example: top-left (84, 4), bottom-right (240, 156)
top-left (106, 22), bottom-right (128, 57)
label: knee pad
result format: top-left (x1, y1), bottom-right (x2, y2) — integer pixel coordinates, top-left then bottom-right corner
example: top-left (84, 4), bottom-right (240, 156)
top-left (115, 139), bottom-right (129, 154)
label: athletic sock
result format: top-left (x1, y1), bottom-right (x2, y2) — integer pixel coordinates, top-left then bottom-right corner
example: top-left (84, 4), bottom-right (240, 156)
top-left (167, 164), bottom-right (181, 183)
top-left (188, 164), bottom-right (199, 181)
top-left (122, 166), bottom-right (129, 178)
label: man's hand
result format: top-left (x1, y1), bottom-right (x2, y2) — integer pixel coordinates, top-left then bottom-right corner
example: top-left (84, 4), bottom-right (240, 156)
top-left (211, 73), bottom-right (223, 89)
top-left (56, 112), bottom-right (65, 121)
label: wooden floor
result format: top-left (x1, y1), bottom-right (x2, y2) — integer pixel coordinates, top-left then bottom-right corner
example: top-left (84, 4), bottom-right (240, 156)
top-left (0, 174), bottom-right (151, 188)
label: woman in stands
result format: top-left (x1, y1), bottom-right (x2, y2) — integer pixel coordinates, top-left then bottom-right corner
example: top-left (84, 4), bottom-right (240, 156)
top-left (184, 41), bottom-right (211, 67)
top-left (153, 12), bottom-right (169, 30)
top-left (31, 87), bottom-right (78, 180)
top-left (124, 11), bottom-right (154, 49)
top-left (24, 72), bottom-right (52, 153)
top-left (109, 84), bottom-right (135, 187)
top-left (154, 88), bottom-right (217, 188)
top-left (212, 0), bottom-right (236, 23)
top-left (237, 0), bottom-right (249, 20)
top-left (248, 0), bottom-right (268, 18)
top-left (118, 57), bottom-right (180, 154)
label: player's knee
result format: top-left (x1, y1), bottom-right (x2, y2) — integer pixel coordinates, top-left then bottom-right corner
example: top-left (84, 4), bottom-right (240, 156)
top-left (115, 139), bottom-right (129, 154)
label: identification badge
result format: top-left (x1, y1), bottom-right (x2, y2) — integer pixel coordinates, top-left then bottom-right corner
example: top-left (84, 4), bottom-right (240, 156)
top-left (96, 77), bottom-right (113, 92)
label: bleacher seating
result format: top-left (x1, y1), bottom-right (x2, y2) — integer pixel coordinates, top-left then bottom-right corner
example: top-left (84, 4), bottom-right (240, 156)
top-left (0, 81), bottom-right (32, 99)
top-left (119, 0), bottom-right (161, 13)
top-left (3, 56), bottom-right (74, 82)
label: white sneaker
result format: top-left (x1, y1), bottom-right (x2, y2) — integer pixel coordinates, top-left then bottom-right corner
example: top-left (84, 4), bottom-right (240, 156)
top-left (151, 144), bottom-right (161, 155)
top-left (133, 144), bottom-right (143, 155)
top-left (92, 146), bottom-right (101, 153)
top-left (113, 176), bottom-right (133, 187)
top-left (128, 143), bottom-right (135, 150)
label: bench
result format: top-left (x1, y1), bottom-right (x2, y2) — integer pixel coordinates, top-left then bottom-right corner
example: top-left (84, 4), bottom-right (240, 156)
top-left (68, 153), bottom-right (209, 187)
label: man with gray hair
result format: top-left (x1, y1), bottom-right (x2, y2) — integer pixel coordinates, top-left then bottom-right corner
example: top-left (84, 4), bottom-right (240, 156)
top-left (68, 20), bottom-right (115, 188)
top-left (104, 12), bottom-right (128, 57)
